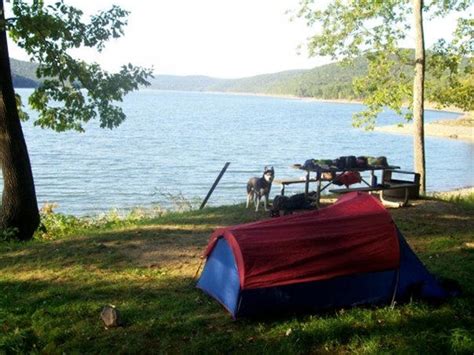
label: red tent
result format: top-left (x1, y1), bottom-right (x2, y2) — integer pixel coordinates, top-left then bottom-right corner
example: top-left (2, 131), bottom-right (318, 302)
top-left (205, 192), bottom-right (399, 289)
top-left (198, 192), bottom-right (448, 318)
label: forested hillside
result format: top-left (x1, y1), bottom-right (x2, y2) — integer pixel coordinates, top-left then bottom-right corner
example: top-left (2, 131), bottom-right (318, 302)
top-left (11, 55), bottom-right (367, 100)
top-left (11, 54), bottom-right (465, 104)
top-left (10, 58), bottom-right (39, 88)
top-left (148, 58), bottom-right (368, 100)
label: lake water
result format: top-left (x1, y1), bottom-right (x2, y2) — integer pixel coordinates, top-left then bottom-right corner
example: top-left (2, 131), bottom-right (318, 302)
top-left (14, 89), bottom-right (473, 215)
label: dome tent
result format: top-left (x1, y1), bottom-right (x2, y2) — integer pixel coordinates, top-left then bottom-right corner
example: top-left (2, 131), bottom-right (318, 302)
top-left (197, 192), bottom-right (449, 318)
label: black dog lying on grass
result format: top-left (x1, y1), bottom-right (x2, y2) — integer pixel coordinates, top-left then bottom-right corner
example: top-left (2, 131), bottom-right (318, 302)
top-left (270, 192), bottom-right (318, 217)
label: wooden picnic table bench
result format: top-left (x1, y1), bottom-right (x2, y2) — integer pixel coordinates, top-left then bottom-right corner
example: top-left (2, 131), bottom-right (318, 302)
top-left (275, 165), bottom-right (420, 209)
top-left (274, 178), bottom-right (320, 196)
top-left (292, 164), bottom-right (400, 208)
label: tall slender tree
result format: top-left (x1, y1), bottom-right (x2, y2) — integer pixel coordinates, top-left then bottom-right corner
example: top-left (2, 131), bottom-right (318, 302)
top-left (296, 0), bottom-right (472, 194)
top-left (412, 0), bottom-right (426, 192)
top-left (0, 0), bottom-right (152, 241)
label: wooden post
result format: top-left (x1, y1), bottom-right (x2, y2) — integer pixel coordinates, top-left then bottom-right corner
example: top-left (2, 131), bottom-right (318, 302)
top-left (304, 170), bottom-right (310, 195)
top-left (199, 162), bottom-right (231, 210)
top-left (315, 174), bottom-right (322, 208)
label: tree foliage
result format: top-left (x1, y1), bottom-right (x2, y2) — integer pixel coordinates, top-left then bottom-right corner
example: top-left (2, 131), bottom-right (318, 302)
top-left (6, 0), bottom-right (153, 132)
top-left (296, 0), bottom-right (473, 129)
top-left (0, 0), bottom-right (152, 241)
top-left (428, 17), bottom-right (473, 111)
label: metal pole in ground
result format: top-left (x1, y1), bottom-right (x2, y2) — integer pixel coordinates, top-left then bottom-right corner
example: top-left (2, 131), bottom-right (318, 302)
top-left (199, 162), bottom-right (231, 210)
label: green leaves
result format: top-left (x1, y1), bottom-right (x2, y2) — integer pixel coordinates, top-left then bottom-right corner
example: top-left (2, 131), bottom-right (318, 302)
top-left (296, 1), bottom-right (416, 128)
top-left (427, 16), bottom-right (473, 111)
top-left (353, 50), bottom-right (413, 129)
top-left (300, 0), bottom-right (411, 61)
top-left (15, 93), bottom-right (29, 121)
top-left (297, 0), bottom-right (473, 128)
top-left (85, 5), bottom-right (130, 51)
top-left (7, 0), bottom-right (152, 132)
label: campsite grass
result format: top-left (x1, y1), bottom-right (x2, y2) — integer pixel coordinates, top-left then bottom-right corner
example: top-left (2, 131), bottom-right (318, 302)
top-left (1, 195), bottom-right (473, 354)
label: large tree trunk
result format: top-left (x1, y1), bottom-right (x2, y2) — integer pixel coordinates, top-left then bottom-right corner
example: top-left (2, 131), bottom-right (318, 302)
top-left (0, 1), bottom-right (40, 240)
top-left (413, 0), bottom-right (426, 194)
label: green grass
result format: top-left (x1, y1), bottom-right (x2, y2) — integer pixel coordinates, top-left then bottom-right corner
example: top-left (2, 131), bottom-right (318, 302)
top-left (429, 190), bottom-right (474, 212)
top-left (1, 198), bottom-right (473, 354)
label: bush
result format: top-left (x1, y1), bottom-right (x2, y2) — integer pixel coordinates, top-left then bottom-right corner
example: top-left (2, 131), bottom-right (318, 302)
top-left (34, 203), bottom-right (167, 241)
top-left (0, 227), bottom-right (19, 241)
top-left (35, 203), bottom-right (87, 240)
top-left (33, 191), bottom-right (198, 241)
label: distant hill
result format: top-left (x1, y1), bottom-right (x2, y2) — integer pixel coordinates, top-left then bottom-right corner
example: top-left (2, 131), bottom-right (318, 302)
top-left (9, 55), bottom-right (402, 102)
top-left (12, 73), bottom-right (39, 88)
top-left (10, 59), bottom-right (367, 99)
top-left (9, 56), bottom-right (371, 100)
top-left (8, 56), bottom-right (387, 101)
top-left (148, 57), bottom-right (369, 100)
top-left (10, 58), bottom-right (40, 88)
top-left (11, 53), bottom-right (467, 107)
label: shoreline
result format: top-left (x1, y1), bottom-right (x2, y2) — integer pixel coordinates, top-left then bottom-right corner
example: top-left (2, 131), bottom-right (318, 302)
top-left (375, 114), bottom-right (473, 143)
top-left (201, 90), bottom-right (472, 142)
top-left (141, 88), bottom-right (464, 115)
top-left (47, 186), bottom-right (473, 218)
top-left (20, 86), bottom-right (465, 116)
top-left (214, 91), bottom-right (465, 115)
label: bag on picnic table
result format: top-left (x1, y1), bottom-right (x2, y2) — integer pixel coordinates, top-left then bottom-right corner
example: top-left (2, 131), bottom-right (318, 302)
top-left (368, 156), bottom-right (388, 167)
top-left (333, 171), bottom-right (362, 187)
top-left (302, 159), bottom-right (317, 170)
top-left (356, 156), bottom-right (368, 168)
top-left (333, 155), bottom-right (357, 169)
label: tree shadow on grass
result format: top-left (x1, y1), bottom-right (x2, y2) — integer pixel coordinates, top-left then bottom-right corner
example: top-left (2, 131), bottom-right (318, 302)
top-left (0, 204), bottom-right (291, 275)
top-left (1, 274), bottom-right (473, 354)
top-left (0, 275), bottom-right (227, 353)
top-left (0, 224), bottom-right (210, 276)
top-left (391, 199), bottom-right (474, 239)
top-left (1, 201), bottom-right (473, 352)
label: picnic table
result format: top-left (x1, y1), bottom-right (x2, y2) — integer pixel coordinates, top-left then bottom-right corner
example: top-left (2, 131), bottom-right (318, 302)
top-left (275, 163), bottom-right (420, 208)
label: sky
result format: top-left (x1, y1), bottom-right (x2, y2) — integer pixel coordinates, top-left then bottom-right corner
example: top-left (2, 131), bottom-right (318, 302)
top-left (5, 0), bottom-right (470, 78)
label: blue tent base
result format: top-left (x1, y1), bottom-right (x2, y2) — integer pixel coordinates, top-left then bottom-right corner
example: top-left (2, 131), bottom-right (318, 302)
top-left (197, 238), bottom-right (241, 316)
top-left (197, 230), bottom-right (449, 319)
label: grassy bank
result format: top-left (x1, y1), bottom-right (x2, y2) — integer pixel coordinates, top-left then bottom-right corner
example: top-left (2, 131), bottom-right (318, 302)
top-left (1, 195), bottom-right (473, 354)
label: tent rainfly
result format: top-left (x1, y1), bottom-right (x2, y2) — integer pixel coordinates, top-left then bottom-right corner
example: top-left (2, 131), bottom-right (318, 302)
top-left (197, 192), bottom-right (450, 318)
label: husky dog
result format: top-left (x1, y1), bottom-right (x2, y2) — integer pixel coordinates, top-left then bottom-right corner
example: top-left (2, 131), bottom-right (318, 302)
top-left (246, 166), bottom-right (275, 211)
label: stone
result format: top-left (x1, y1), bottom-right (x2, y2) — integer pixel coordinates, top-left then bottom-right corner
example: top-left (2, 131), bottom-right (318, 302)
top-left (100, 305), bottom-right (123, 328)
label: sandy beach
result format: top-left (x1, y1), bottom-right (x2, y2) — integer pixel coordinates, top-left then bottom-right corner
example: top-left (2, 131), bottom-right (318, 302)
top-left (217, 90), bottom-right (473, 142)
top-left (375, 114), bottom-right (474, 143)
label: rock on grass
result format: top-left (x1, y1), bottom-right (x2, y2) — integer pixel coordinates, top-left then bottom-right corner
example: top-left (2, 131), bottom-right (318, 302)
top-left (100, 305), bottom-right (123, 328)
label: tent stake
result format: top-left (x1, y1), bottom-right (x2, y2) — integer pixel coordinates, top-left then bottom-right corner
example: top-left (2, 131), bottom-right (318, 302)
top-left (199, 162), bottom-right (230, 210)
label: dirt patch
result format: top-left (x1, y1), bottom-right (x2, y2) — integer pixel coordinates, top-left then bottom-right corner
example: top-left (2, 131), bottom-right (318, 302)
top-left (102, 224), bottom-right (211, 276)
top-left (102, 197), bottom-right (473, 278)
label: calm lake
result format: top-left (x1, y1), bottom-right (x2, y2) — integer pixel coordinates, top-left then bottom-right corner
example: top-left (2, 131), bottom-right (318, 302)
top-left (14, 89), bottom-right (473, 215)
